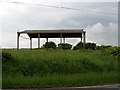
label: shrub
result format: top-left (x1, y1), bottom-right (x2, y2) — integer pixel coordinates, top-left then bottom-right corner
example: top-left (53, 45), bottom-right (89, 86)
top-left (104, 46), bottom-right (120, 56)
top-left (85, 42), bottom-right (96, 50)
top-left (2, 52), bottom-right (18, 76)
top-left (2, 52), bottom-right (14, 62)
top-left (73, 42), bottom-right (96, 50)
top-left (58, 43), bottom-right (72, 50)
top-left (42, 41), bottom-right (57, 49)
top-left (73, 42), bottom-right (83, 50)
top-left (96, 45), bottom-right (111, 50)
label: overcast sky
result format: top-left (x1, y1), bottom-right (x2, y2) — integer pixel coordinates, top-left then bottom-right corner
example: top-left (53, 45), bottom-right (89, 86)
top-left (0, 0), bottom-right (118, 48)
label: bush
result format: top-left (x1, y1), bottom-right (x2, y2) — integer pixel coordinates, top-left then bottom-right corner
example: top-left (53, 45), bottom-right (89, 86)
top-left (73, 42), bottom-right (96, 50)
top-left (96, 45), bottom-right (111, 50)
top-left (73, 42), bottom-right (83, 50)
top-left (42, 41), bottom-right (57, 49)
top-left (2, 52), bottom-right (14, 62)
top-left (104, 46), bottom-right (120, 56)
top-left (85, 42), bottom-right (96, 50)
top-left (58, 43), bottom-right (72, 50)
top-left (2, 52), bottom-right (18, 75)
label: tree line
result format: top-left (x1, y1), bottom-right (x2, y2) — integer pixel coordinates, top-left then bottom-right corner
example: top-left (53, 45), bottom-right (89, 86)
top-left (39, 41), bottom-right (115, 50)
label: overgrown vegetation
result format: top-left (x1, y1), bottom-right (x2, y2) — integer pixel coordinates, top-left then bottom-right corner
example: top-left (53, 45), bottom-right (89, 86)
top-left (73, 42), bottom-right (83, 50)
top-left (2, 48), bottom-right (119, 88)
top-left (85, 42), bottom-right (96, 50)
top-left (102, 46), bottom-right (120, 56)
top-left (42, 41), bottom-right (57, 49)
top-left (73, 42), bottom-right (97, 50)
top-left (40, 41), bottom-right (97, 50)
top-left (3, 72), bottom-right (118, 88)
top-left (2, 52), bottom-right (14, 62)
top-left (58, 43), bottom-right (72, 50)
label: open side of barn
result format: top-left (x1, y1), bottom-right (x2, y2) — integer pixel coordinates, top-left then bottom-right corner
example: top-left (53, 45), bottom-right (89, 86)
top-left (17, 29), bottom-right (86, 49)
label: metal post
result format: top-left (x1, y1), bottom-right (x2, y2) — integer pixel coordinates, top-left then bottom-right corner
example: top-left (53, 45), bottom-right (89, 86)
top-left (30, 37), bottom-right (32, 49)
top-left (63, 38), bottom-right (65, 44)
top-left (80, 35), bottom-right (82, 50)
top-left (81, 37), bottom-right (82, 42)
top-left (17, 32), bottom-right (20, 49)
top-left (60, 33), bottom-right (62, 44)
top-left (46, 38), bottom-right (48, 43)
top-left (38, 33), bottom-right (40, 48)
top-left (83, 32), bottom-right (86, 49)
top-left (60, 33), bottom-right (63, 49)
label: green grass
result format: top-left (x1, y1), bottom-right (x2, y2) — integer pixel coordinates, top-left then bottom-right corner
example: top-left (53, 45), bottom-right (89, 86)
top-left (3, 72), bottom-right (118, 88)
top-left (2, 49), bottom-right (119, 88)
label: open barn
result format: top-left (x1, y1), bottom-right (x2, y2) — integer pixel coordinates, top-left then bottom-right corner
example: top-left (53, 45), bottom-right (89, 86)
top-left (17, 29), bottom-right (86, 49)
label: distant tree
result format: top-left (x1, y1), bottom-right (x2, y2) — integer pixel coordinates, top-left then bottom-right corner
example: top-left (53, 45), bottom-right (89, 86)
top-left (85, 42), bottom-right (96, 50)
top-left (73, 42), bottom-right (96, 50)
top-left (42, 41), bottom-right (56, 49)
top-left (73, 42), bottom-right (83, 50)
top-left (96, 45), bottom-right (111, 50)
top-left (58, 43), bottom-right (72, 50)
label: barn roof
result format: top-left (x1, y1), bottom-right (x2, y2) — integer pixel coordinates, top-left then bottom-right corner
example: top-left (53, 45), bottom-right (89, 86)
top-left (18, 29), bottom-right (85, 38)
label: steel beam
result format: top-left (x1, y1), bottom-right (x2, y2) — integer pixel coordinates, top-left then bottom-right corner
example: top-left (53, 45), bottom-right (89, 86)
top-left (60, 33), bottom-right (62, 44)
top-left (17, 32), bottom-right (20, 49)
top-left (46, 38), bottom-right (48, 43)
top-left (63, 38), bottom-right (65, 44)
top-left (38, 33), bottom-right (40, 48)
top-left (30, 38), bottom-right (32, 49)
top-left (83, 32), bottom-right (86, 49)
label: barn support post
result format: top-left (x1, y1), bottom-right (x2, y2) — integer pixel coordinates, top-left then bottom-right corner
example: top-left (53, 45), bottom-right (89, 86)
top-left (60, 33), bottom-right (62, 49)
top-left (81, 36), bottom-right (82, 42)
top-left (80, 35), bottom-right (82, 50)
top-left (38, 33), bottom-right (40, 48)
top-left (83, 32), bottom-right (86, 49)
top-left (30, 37), bottom-right (32, 50)
top-left (60, 33), bottom-right (62, 44)
top-left (46, 38), bottom-right (48, 43)
top-left (17, 32), bottom-right (20, 49)
top-left (63, 38), bottom-right (65, 44)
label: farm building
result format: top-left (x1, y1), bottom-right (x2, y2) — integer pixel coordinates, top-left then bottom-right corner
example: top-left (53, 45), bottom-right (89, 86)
top-left (17, 29), bottom-right (86, 49)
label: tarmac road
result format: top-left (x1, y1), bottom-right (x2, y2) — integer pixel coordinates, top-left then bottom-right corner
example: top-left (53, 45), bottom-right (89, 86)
top-left (37, 84), bottom-right (120, 90)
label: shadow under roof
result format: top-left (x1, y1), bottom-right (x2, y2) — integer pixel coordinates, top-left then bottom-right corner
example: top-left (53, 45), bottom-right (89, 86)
top-left (18, 29), bottom-right (85, 38)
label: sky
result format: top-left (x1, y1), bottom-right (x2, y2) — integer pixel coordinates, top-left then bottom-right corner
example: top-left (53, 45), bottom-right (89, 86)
top-left (0, 0), bottom-right (118, 48)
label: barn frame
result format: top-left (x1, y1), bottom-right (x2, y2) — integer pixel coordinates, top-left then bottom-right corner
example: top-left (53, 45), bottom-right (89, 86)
top-left (17, 29), bottom-right (86, 49)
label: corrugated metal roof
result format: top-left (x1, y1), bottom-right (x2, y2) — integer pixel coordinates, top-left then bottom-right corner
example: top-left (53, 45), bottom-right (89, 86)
top-left (18, 29), bottom-right (85, 34)
top-left (18, 29), bottom-right (85, 38)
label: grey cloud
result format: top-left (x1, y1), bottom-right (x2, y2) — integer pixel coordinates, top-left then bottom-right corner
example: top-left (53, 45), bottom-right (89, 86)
top-left (1, 2), bottom-right (118, 48)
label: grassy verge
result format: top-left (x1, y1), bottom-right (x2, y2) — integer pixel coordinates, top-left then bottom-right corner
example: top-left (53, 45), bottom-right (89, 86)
top-left (3, 72), bottom-right (118, 88)
top-left (2, 49), bottom-right (119, 88)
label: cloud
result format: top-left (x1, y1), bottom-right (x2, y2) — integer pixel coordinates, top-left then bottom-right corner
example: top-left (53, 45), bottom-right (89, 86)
top-left (0, 2), bottom-right (118, 48)
top-left (86, 23), bottom-right (104, 33)
top-left (86, 23), bottom-right (118, 46)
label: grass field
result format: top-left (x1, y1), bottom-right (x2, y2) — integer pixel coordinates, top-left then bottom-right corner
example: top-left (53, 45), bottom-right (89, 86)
top-left (2, 49), bottom-right (119, 88)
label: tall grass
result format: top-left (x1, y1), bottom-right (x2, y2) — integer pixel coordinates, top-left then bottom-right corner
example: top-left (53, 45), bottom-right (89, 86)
top-left (3, 72), bottom-right (118, 88)
top-left (2, 49), bottom-right (119, 88)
